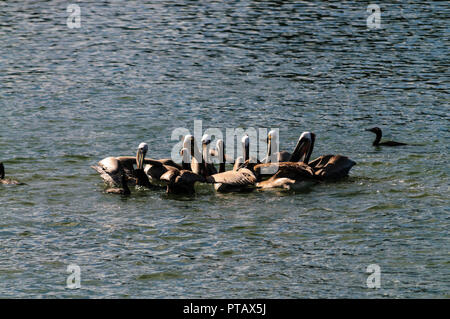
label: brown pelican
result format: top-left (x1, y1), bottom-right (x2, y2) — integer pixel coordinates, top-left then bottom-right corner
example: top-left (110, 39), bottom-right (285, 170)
top-left (366, 127), bottom-right (407, 146)
top-left (92, 142), bottom-right (154, 188)
top-left (105, 174), bottom-right (131, 195)
top-left (206, 138), bottom-right (257, 192)
top-left (182, 134), bottom-right (204, 175)
top-left (159, 147), bottom-right (206, 194)
top-left (254, 132), bottom-right (317, 189)
top-left (256, 130), bottom-right (314, 180)
top-left (290, 132), bottom-right (356, 180)
top-left (200, 134), bottom-right (218, 177)
top-left (254, 132), bottom-right (356, 189)
top-left (0, 162), bottom-right (24, 185)
top-left (181, 134), bottom-right (217, 177)
top-left (122, 142), bottom-right (181, 186)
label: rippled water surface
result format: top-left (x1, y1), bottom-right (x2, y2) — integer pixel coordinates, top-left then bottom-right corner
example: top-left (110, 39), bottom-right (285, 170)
top-left (0, 1), bottom-right (448, 298)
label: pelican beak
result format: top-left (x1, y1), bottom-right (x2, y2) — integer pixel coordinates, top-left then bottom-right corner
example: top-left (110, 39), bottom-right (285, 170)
top-left (136, 148), bottom-right (145, 170)
top-left (266, 136), bottom-right (272, 163)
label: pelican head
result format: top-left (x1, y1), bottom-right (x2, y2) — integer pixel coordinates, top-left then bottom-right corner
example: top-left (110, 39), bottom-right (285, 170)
top-left (267, 130), bottom-right (277, 142)
top-left (180, 147), bottom-right (191, 166)
top-left (266, 130), bottom-right (278, 163)
top-left (201, 134), bottom-right (211, 145)
top-left (290, 132), bottom-right (316, 164)
top-left (183, 134), bottom-right (194, 149)
top-left (136, 142), bottom-right (148, 170)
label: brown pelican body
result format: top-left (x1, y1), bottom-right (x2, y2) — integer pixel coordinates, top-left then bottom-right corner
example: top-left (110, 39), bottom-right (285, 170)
top-left (206, 137), bottom-right (257, 192)
top-left (105, 174), bottom-right (131, 195)
top-left (207, 168), bottom-right (257, 192)
top-left (366, 127), bottom-right (407, 146)
top-left (160, 169), bottom-right (206, 194)
top-left (159, 148), bottom-right (206, 194)
top-left (143, 160), bottom-right (180, 185)
top-left (0, 163), bottom-right (24, 185)
top-left (254, 132), bottom-right (356, 189)
top-left (92, 156), bottom-right (126, 187)
top-left (256, 162), bottom-right (315, 190)
top-left (308, 154), bottom-right (356, 180)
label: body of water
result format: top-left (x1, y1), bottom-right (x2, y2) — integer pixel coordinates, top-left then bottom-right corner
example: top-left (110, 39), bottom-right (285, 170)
top-left (0, 1), bottom-right (448, 298)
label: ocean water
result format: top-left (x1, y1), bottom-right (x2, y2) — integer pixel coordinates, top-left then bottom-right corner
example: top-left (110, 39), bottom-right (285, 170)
top-left (0, 1), bottom-right (448, 298)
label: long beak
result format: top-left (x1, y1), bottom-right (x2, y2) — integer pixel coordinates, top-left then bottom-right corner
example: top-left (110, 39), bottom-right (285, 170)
top-left (202, 141), bottom-right (209, 164)
top-left (242, 138), bottom-right (249, 162)
top-left (266, 137), bottom-right (272, 164)
top-left (136, 149), bottom-right (145, 170)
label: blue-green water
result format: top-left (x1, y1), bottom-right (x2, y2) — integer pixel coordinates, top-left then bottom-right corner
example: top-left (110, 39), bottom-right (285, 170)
top-left (0, 1), bottom-right (448, 298)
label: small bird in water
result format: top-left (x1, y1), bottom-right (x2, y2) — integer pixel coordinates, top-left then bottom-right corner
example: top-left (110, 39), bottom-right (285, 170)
top-left (0, 162), bottom-right (25, 185)
top-left (365, 127), bottom-right (407, 146)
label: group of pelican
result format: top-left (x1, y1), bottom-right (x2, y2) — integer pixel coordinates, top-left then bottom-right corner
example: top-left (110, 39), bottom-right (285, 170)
top-left (92, 130), bottom-right (360, 195)
top-left (0, 127), bottom-right (407, 191)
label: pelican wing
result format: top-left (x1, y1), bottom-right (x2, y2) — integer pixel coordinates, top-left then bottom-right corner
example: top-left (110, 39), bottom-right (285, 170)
top-left (160, 169), bottom-right (178, 183)
top-left (145, 163), bottom-right (178, 182)
top-left (255, 163), bottom-right (314, 189)
top-left (311, 155), bottom-right (356, 180)
top-left (158, 159), bottom-right (182, 170)
top-left (177, 170), bottom-right (206, 184)
top-left (308, 155), bottom-right (335, 170)
top-left (269, 162), bottom-right (315, 180)
top-left (92, 157), bottom-right (123, 186)
top-left (257, 177), bottom-right (296, 189)
top-left (207, 168), bottom-right (256, 186)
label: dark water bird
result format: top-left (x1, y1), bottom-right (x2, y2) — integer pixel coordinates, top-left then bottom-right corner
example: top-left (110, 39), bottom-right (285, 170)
top-left (366, 127), bottom-right (407, 146)
top-left (206, 138), bottom-right (257, 192)
top-left (254, 132), bottom-right (356, 190)
top-left (105, 174), bottom-right (131, 195)
top-left (159, 147), bottom-right (206, 194)
top-left (0, 162), bottom-right (25, 185)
